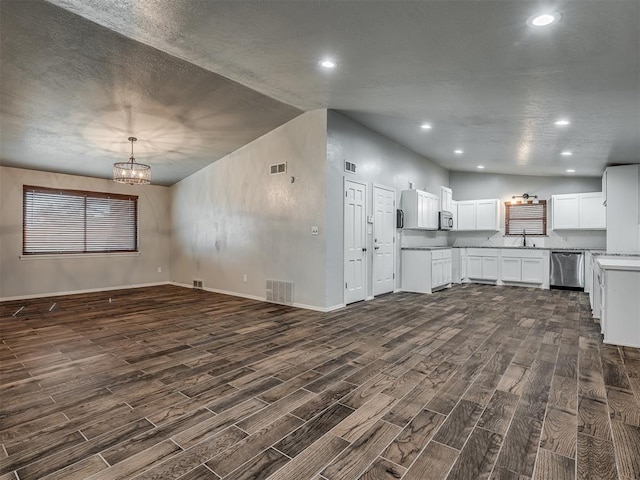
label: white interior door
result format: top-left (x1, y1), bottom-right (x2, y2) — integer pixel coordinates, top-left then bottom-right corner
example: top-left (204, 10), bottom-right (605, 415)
top-left (373, 185), bottom-right (395, 296)
top-left (344, 180), bottom-right (367, 304)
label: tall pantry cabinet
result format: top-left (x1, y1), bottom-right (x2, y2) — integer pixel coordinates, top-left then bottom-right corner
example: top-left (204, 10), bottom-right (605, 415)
top-left (604, 165), bottom-right (640, 253)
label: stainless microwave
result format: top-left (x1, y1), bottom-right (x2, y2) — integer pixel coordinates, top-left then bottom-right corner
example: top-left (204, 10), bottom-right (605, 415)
top-left (439, 211), bottom-right (453, 230)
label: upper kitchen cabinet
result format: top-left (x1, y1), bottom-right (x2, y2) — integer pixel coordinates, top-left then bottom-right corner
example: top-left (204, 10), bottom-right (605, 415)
top-left (440, 186), bottom-right (453, 212)
top-left (456, 199), bottom-right (500, 231)
top-left (551, 192), bottom-right (605, 230)
top-left (401, 189), bottom-right (439, 230)
top-left (604, 165), bottom-right (640, 253)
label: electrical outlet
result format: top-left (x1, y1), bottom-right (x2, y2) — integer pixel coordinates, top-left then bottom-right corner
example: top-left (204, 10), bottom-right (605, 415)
top-left (311, 226), bottom-right (319, 235)
top-left (157, 267), bottom-right (162, 273)
top-left (243, 274), bottom-right (248, 282)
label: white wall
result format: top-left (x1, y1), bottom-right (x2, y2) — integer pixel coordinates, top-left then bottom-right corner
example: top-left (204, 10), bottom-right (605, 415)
top-left (449, 171), bottom-right (606, 249)
top-left (326, 111), bottom-right (449, 303)
top-left (170, 110), bottom-right (330, 310)
top-left (0, 166), bottom-right (171, 299)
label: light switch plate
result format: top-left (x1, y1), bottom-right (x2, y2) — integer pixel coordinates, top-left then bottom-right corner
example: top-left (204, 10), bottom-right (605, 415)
top-left (311, 226), bottom-right (319, 235)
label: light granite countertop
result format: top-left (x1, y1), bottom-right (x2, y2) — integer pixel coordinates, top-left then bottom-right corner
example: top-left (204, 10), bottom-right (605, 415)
top-left (401, 246), bottom-right (606, 251)
top-left (596, 257), bottom-right (640, 270)
top-left (592, 251), bottom-right (640, 258)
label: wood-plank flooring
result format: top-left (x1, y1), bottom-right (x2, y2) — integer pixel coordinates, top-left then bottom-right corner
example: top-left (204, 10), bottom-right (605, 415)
top-left (1, 283), bottom-right (639, 480)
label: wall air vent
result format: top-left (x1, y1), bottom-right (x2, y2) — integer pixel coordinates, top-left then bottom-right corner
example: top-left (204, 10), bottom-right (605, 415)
top-left (270, 162), bottom-right (287, 175)
top-left (345, 161), bottom-right (357, 174)
top-left (193, 279), bottom-right (203, 289)
top-left (266, 280), bottom-right (294, 305)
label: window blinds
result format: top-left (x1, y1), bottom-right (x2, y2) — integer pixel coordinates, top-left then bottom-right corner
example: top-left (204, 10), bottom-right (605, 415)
top-left (505, 201), bottom-right (547, 235)
top-left (23, 186), bottom-right (138, 254)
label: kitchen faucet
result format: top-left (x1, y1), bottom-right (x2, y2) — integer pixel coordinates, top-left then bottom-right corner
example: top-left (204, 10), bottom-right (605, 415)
top-left (522, 228), bottom-right (527, 247)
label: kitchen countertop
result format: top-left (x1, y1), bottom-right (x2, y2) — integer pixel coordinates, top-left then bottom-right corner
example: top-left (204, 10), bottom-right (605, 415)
top-left (592, 251), bottom-right (640, 258)
top-left (596, 257), bottom-right (640, 271)
top-left (401, 246), bottom-right (604, 251)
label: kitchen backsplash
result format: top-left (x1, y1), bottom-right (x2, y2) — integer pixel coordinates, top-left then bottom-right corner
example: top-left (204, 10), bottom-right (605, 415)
top-left (449, 229), bottom-right (606, 249)
top-left (400, 229), bottom-right (450, 247)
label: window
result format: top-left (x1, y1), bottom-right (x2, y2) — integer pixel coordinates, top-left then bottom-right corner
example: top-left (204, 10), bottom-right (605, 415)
top-left (23, 186), bottom-right (138, 255)
top-left (505, 200), bottom-right (547, 236)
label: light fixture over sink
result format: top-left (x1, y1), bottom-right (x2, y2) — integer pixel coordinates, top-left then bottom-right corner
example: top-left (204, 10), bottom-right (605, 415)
top-left (113, 137), bottom-right (151, 185)
top-left (510, 193), bottom-right (539, 204)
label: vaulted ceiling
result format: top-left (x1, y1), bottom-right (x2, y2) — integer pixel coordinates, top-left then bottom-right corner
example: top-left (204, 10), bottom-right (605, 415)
top-left (1, 0), bottom-right (639, 185)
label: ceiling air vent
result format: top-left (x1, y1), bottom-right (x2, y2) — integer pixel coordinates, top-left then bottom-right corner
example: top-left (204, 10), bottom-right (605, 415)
top-left (270, 162), bottom-right (287, 175)
top-left (345, 161), bottom-right (357, 174)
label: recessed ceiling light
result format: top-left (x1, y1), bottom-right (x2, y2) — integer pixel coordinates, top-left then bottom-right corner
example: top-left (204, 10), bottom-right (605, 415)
top-left (528, 12), bottom-right (560, 27)
top-left (555, 119), bottom-right (571, 126)
top-left (454, 149), bottom-right (464, 155)
top-left (477, 165), bottom-right (485, 169)
top-left (566, 169), bottom-right (575, 173)
top-left (420, 123), bottom-right (432, 130)
top-left (319, 59), bottom-right (336, 69)
top-left (561, 151), bottom-right (573, 156)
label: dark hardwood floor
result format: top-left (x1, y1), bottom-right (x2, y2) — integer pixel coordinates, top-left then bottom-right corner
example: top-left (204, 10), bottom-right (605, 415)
top-left (1, 284), bottom-right (639, 480)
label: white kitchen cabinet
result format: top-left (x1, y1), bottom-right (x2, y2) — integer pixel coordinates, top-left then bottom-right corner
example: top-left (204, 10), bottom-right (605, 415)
top-left (579, 193), bottom-right (606, 229)
top-left (443, 257), bottom-right (452, 284)
top-left (499, 249), bottom-right (546, 285)
top-left (605, 165), bottom-right (640, 253)
top-left (476, 199), bottom-right (500, 230)
top-left (451, 200), bottom-right (458, 230)
top-left (551, 192), bottom-right (605, 230)
top-left (457, 201), bottom-right (476, 230)
top-left (482, 257), bottom-right (499, 280)
top-left (521, 258), bottom-right (544, 283)
top-left (440, 186), bottom-right (453, 213)
top-left (500, 257), bottom-right (521, 282)
top-left (552, 194), bottom-right (580, 229)
top-left (455, 199), bottom-right (500, 231)
top-left (466, 248), bottom-right (499, 281)
top-left (596, 256), bottom-right (640, 348)
top-left (402, 189), bottom-right (439, 230)
top-left (467, 256), bottom-right (483, 279)
top-left (401, 249), bottom-right (452, 294)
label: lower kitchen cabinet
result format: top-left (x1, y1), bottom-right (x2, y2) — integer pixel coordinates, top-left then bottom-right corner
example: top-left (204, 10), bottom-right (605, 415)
top-left (594, 257), bottom-right (640, 348)
top-left (401, 249), bottom-right (452, 294)
top-left (499, 249), bottom-right (546, 285)
top-left (466, 249), bottom-right (499, 281)
top-left (459, 248), bottom-right (549, 288)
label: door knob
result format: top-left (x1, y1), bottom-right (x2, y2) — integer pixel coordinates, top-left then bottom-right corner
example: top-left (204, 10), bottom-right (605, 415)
top-left (375, 246), bottom-right (380, 250)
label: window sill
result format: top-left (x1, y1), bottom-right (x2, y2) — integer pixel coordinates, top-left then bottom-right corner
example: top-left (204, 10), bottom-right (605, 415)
top-left (19, 252), bottom-right (141, 260)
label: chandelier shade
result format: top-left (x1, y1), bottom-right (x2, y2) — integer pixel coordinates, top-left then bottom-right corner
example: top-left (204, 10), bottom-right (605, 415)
top-left (113, 137), bottom-right (151, 185)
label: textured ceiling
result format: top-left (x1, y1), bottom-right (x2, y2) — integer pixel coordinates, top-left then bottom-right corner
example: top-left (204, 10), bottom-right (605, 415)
top-left (1, 0), bottom-right (639, 184)
top-left (0, 1), bottom-right (301, 185)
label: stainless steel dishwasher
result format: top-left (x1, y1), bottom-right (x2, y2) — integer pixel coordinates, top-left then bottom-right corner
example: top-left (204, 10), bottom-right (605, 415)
top-left (550, 251), bottom-right (585, 289)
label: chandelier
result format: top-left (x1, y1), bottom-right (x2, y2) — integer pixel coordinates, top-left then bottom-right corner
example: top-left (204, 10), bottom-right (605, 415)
top-left (113, 137), bottom-right (151, 185)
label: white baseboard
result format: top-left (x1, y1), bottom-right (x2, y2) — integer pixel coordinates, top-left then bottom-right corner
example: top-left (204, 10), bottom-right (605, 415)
top-left (0, 282), bottom-right (170, 302)
top-left (1, 281), bottom-right (343, 313)
top-left (169, 282), bottom-right (340, 312)
top-left (295, 302), bottom-right (345, 312)
top-left (170, 282), bottom-right (266, 303)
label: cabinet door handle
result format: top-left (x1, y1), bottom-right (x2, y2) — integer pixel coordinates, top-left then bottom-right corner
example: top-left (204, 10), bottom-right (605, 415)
top-left (362, 247), bottom-right (367, 252)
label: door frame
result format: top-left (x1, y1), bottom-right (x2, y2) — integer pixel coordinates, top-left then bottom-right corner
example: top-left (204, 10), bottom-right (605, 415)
top-left (372, 183), bottom-right (396, 296)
